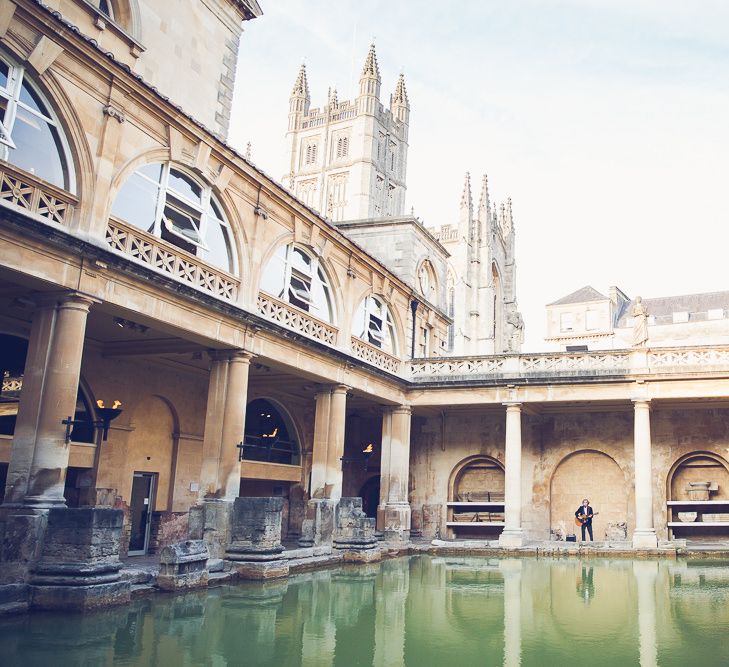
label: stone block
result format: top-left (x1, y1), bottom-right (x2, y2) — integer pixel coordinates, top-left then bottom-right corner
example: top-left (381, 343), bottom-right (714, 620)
top-left (194, 500), bottom-right (234, 559)
top-left (298, 499), bottom-right (336, 547)
top-left (0, 508), bottom-right (47, 582)
top-left (226, 497), bottom-right (288, 580)
top-left (333, 498), bottom-right (378, 552)
top-left (0, 583), bottom-right (29, 615)
top-left (421, 503), bottom-right (443, 539)
top-left (28, 508), bottom-right (130, 611)
top-left (157, 539), bottom-right (209, 591)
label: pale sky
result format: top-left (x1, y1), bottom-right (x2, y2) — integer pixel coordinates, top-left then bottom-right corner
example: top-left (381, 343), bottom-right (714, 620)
top-left (230, 0), bottom-right (729, 351)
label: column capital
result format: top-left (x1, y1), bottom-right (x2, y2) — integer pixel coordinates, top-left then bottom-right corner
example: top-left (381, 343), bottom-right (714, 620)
top-left (208, 348), bottom-right (254, 363)
top-left (632, 398), bottom-right (651, 408)
top-left (383, 404), bottom-right (412, 416)
top-left (36, 290), bottom-right (100, 312)
top-left (503, 401), bottom-right (522, 411)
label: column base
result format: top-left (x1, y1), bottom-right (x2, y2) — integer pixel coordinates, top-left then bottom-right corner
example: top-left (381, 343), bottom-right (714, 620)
top-left (498, 529), bottom-right (525, 548)
top-left (632, 530), bottom-right (658, 549)
top-left (298, 499), bottom-right (337, 547)
top-left (382, 503), bottom-right (411, 543)
top-left (189, 499), bottom-right (234, 559)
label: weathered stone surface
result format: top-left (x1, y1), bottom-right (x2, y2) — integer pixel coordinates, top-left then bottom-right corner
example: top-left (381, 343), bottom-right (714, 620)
top-left (0, 509), bottom-right (47, 582)
top-left (191, 500), bottom-right (234, 559)
top-left (158, 539), bottom-right (209, 591)
top-left (0, 583), bottom-right (29, 615)
top-left (28, 508), bottom-right (130, 611)
top-left (226, 497), bottom-right (288, 579)
top-left (333, 498), bottom-right (378, 552)
top-left (298, 499), bottom-right (336, 547)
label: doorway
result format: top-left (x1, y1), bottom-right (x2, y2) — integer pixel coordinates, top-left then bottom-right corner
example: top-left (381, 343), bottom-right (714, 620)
top-left (129, 472), bottom-right (156, 556)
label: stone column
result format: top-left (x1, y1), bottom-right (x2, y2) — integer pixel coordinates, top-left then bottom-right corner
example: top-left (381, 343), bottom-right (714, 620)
top-left (197, 349), bottom-right (252, 558)
top-left (12, 293), bottom-right (96, 507)
top-left (632, 399), bottom-right (658, 548)
top-left (309, 387), bottom-right (332, 499)
top-left (324, 384), bottom-right (348, 501)
top-left (499, 402), bottom-right (524, 547)
top-left (378, 405), bottom-right (412, 541)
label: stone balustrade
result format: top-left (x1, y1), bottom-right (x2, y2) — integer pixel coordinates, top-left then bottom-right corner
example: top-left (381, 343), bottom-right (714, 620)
top-left (350, 336), bottom-right (402, 374)
top-left (105, 217), bottom-right (239, 301)
top-left (257, 292), bottom-right (338, 346)
top-left (0, 162), bottom-right (77, 227)
top-left (410, 345), bottom-right (729, 382)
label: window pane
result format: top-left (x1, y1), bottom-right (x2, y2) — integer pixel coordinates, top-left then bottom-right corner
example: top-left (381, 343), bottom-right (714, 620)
top-left (163, 201), bottom-right (201, 244)
top-left (168, 169), bottom-right (202, 204)
top-left (291, 247), bottom-right (311, 274)
top-left (353, 300), bottom-right (367, 338)
top-left (8, 106), bottom-right (67, 188)
top-left (138, 163), bottom-right (163, 182)
top-left (0, 60), bottom-right (8, 90)
top-left (19, 81), bottom-right (51, 118)
top-left (200, 218), bottom-right (232, 272)
top-left (112, 171), bottom-right (159, 233)
top-left (310, 270), bottom-right (333, 323)
top-left (260, 245), bottom-right (287, 298)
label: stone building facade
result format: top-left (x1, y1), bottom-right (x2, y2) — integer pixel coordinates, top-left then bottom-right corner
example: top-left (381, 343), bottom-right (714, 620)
top-left (546, 286), bottom-right (729, 351)
top-left (1, 0), bottom-right (729, 605)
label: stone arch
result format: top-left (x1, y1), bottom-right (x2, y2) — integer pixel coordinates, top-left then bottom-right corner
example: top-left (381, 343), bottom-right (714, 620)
top-left (118, 394), bottom-right (178, 512)
top-left (550, 449), bottom-right (629, 540)
top-left (667, 451), bottom-right (729, 502)
top-left (448, 454), bottom-right (505, 502)
top-left (242, 397), bottom-right (301, 465)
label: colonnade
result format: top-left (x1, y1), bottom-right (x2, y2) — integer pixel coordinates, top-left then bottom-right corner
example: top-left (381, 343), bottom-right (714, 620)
top-left (0, 290), bottom-right (659, 550)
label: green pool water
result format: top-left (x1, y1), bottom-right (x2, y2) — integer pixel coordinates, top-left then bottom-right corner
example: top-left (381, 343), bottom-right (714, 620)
top-left (2, 556), bottom-right (729, 666)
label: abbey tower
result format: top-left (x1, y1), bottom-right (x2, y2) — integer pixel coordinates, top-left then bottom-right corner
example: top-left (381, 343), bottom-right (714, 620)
top-left (284, 44), bottom-right (409, 222)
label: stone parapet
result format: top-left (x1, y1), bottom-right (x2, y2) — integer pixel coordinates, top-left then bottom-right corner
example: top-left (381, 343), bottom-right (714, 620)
top-left (158, 540), bottom-right (210, 591)
top-left (28, 508), bottom-right (130, 611)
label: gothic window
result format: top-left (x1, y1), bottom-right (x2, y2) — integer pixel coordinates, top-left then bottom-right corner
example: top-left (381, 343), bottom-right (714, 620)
top-left (304, 141), bottom-right (318, 166)
top-left (353, 295), bottom-right (397, 354)
top-left (241, 399), bottom-right (300, 465)
top-left (111, 163), bottom-right (235, 272)
top-left (296, 179), bottom-right (317, 207)
top-left (327, 174), bottom-right (347, 222)
top-left (0, 50), bottom-right (73, 191)
top-left (389, 140), bottom-right (397, 172)
top-left (336, 136), bottom-right (349, 159)
top-left (260, 243), bottom-right (335, 323)
top-left (90, 0), bottom-right (115, 18)
top-left (447, 272), bottom-right (456, 352)
top-left (419, 326), bottom-right (430, 357)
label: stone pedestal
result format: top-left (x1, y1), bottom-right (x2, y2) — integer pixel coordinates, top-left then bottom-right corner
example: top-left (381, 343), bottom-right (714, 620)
top-left (226, 497), bottom-right (289, 580)
top-left (298, 498), bottom-right (337, 547)
top-left (189, 499), bottom-right (234, 559)
top-left (158, 540), bottom-right (209, 591)
top-left (334, 498), bottom-right (379, 562)
top-left (0, 507), bottom-right (48, 583)
top-left (28, 508), bottom-right (130, 611)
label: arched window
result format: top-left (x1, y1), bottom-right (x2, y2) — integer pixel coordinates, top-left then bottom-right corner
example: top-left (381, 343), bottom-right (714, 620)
top-left (241, 398), bottom-right (299, 465)
top-left (418, 260), bottom-right (437, 303)
top-left (0, 50), bottom-right (73, 190)
top-left (111, 163), bottom-right (235, 272)
top-left (353, 295), bottom-right (397, 354)
top-left (0, 333), bottom-right (94, 442)
top-left (304, 142), bottom-right (318, 166)
top-left (260, 243), bottom-right (335, 323)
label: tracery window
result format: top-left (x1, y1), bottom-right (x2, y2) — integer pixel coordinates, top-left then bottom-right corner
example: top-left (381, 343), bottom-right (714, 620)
top-left (111, 162), bottom-right (235, 272)
top-left (336, 136), bottom-right (349, 159)
top-left (418, 260), bottom-right (437, 302)
top-left (304, 141), bottom-right (318, 166)
top-left (260, 243), bottom-right (335, 323)
top-left (353, 295), bottom-right (397, 354)
top-left (0, 51), bottom-right (73, 190)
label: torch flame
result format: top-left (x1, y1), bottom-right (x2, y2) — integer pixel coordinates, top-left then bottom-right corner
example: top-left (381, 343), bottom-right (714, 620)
top-left (363, 443), bottom-right (373, 453)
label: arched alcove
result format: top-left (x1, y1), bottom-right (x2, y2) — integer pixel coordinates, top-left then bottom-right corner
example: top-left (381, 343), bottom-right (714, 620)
top-left (550, 450), bottom-right (628, 540)
top-left (242, 398), bottom-right (300, 465)
top-left (449, 455), bottom-right (505, 503)
top-left (668, 452), bottom-right (729, 502)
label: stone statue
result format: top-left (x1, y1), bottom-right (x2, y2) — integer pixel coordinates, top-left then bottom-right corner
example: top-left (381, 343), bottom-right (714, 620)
top-left (632, 296), bottom-right (649, 347)
top-left (506, 310), bottom-right (524, 352)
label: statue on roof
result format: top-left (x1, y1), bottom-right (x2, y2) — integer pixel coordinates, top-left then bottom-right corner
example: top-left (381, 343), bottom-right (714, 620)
top-left (632, 296), bottom-right (649, 347)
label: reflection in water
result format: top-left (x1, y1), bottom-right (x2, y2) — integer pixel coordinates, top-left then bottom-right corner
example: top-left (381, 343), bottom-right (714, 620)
top-left (1, 557), bottom-right (729, 666)
top-left (576, 564), bottom-right (595, 604)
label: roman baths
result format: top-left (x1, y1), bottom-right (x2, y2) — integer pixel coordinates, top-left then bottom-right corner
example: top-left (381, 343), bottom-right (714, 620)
top-left (0, 0), bottom-right (729, 665)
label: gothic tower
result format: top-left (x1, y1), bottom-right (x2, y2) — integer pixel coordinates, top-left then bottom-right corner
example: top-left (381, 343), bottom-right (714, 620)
top-left (284, 44), bottom-right (410, 222)
top-left (430, 173), bottom-right (523, 355)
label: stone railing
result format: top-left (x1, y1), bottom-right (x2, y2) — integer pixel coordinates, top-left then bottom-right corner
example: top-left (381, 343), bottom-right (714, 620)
top-left (410, 346), bottom-right (729, 382)
top-left (105, 217), bottom-right (239, 301)
top-left (257, 292), bottom-right (338, 346)
top-left (350, 336), bottom-right (402, 374)
top-left (0, 162), bottom-right (76, 226)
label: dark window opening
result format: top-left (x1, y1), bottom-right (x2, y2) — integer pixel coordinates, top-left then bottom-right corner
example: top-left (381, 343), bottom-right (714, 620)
top-left (242, 398), bottom-right (299, 465)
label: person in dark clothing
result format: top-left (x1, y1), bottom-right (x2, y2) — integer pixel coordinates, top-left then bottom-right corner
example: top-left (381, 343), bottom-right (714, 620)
top-left (575, 498), bottom-right (595, 541)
